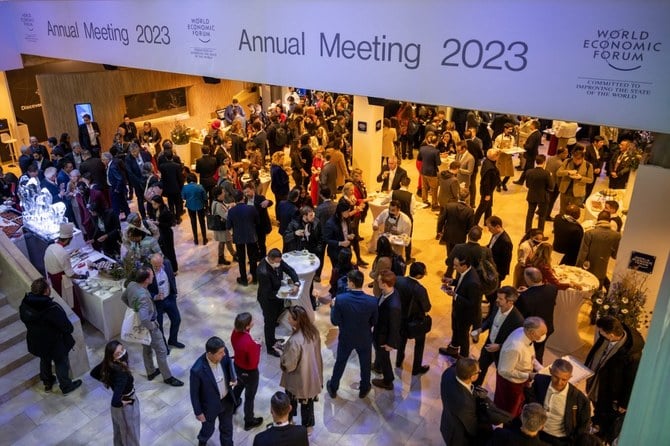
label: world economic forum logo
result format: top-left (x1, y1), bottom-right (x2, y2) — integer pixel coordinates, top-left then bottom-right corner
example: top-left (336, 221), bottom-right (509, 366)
top-left (583, 29), bottom-right (662, 71)
top-left (187, 17), bottom-right (215, 44)
top-left (20, 12), bottom-right (38, 42)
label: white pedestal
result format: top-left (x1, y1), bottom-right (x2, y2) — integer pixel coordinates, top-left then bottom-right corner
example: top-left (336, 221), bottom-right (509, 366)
top-left (174, 143), bottom-right (191, 166)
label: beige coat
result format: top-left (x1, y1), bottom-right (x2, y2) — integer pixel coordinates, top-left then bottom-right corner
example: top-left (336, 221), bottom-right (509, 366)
top-left (382, 127), bottom-right (397, 158)
top-left (556, 159), bottom-right (594, 198)
top-left (280, 330), bottom-right (323, 399)
top-left (326, 148), bottom-right (348, 188)
top-left (576, 221), bottom-right (621, 280)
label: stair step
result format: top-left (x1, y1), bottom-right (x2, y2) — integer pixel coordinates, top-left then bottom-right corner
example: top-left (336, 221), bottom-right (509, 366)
top-left (0, 342), bottom-right (34, 376)
top-left (0, 293), bottom-right (7, 306)
top-left (0, 319), bottom-right (27, 353)
top-left (0, 357), bottom-right (40, 405)
top-left (0, 304), bottom-right (20, 330)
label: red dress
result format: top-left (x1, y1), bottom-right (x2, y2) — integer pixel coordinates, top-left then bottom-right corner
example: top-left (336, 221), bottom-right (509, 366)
top-left (310, 156), bottom-right (325, 206)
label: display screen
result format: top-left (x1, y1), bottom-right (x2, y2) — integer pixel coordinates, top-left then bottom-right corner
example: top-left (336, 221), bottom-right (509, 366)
top-left (74, 103), bottom-right (93, 126)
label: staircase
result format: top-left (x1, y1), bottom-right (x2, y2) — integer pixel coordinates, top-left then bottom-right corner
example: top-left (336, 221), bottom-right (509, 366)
top-left (0, 292), bottom-right (40, 404)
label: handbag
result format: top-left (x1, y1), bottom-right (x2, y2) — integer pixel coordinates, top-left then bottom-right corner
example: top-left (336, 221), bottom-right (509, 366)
top-left (403, 298), bottom-right (432, 339)
top-left (120, 307), bottom-right (151, 346)
top-left (206, 201), bottom-right (226, 231)
top-left (143, 175), bottom-right (161, 201)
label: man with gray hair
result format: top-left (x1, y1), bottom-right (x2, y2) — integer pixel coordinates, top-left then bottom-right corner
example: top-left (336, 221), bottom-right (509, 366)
top-left (41, 166), bottom-right (63, 204)
top-left (517, 267), bottom-right (558, 364)
top-left (488, 402), bottom-right (548, 445)
top-left (102, 151), bottom-right (130, 218)
top-left (495, 317), bottom-right (547, 418)
top-left (525, 358), bottom-right (591, 445)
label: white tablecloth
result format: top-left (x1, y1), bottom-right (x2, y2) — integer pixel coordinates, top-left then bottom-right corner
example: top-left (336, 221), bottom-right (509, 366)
top-left (241, 173), bottom-right (272, 197)
top-left (281, 251), bottom-right (320, 321)
top-left (584, 190), bottom-right (624, 221)
top-left (72, 250), bottom-right (127, 340)
top-left (546, 265), bottom-right (600, 355)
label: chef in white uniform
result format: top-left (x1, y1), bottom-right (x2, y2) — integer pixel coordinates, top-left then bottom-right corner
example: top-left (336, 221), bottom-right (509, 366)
top-left (44, 223), bottom-right (86, 314)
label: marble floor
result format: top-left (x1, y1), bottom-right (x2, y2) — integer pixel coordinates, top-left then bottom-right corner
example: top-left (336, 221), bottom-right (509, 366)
top-left (1, 137), bottom-right (604, 445)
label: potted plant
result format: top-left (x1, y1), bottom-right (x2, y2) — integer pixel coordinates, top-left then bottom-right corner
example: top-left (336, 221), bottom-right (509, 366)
top-left (591, 270), bottom-right (652, 330)
top-left (170, 122), bottom-right (191, 145)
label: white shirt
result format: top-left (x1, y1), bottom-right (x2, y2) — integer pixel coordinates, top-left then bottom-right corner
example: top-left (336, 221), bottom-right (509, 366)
top-left (44, 243), bottom-right (75, 277)
top-left (154, 267), bottom-right (170, 297)
top-left (207, 358), bottom-right (227, 398)
top-left (488, 232), bottom-right (502, 249)
top-left (87, 123), bottom-right (97, 146)
top-left (373, 209), bottom-right (412, 237)
top-left (387, 168), bottom-right (396, 191)
top-left (543, 383), bottom-right (569, 438)
top-left (489, 306), bottom-right (513, 344)
top-left (498, 327), bottom-right (536, 383)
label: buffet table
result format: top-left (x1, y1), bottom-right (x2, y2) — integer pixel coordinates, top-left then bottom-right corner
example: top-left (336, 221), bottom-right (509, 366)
top-left (241, 171), bottom-right (272, 197)
top-left (71, 249), bottom-right (127, 340)
top-left (546, 265), bottom-right (600, 355)
top-left (584, 189), bottom-right (624, 221)
top-left (280, 250), bottom-right (320, 321)
top-left (0, 207), bottom-right (28, 259)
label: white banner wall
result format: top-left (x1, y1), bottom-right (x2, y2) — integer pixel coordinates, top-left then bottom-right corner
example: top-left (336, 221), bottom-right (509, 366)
top-left (4, 0), bottom-right (670, 132)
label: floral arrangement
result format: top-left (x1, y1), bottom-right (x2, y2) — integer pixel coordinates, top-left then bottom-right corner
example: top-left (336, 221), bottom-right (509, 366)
top-left (170, 122), bottom-right (191, 145)
top-left (591, 270), bottom-right (651, 329)
top-left (121, 249), bottom-right (149, 286)
top-left (625, 143), bottom-right (645, 171)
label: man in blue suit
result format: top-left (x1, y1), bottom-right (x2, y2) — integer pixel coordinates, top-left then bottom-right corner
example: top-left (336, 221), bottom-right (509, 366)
top-left (125, 143), bottom-right (153, 220)
top-left (326, 270), bottom-right (378, 399)
top-left (102, 152), bottom-right (130, 218)
top-left (226, 190), bottom-right (260, 286)
top-left (148, 253), bottom-right (184, 349)
top-left (190, 336), bottom-right (238, 446)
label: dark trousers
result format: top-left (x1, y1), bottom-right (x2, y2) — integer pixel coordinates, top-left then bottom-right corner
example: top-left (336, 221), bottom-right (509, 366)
top-left (39, 353), bottom-right (72, 391)
top-left (233, 366), bottom-right (259, 424)
top-left (287, 391), bottom-right (315, 427)
top-left (546, 188), bottom-right (559, 218)
top-left (473, 196), bottom-right (493, 226)
top-left (236, 242), bottom-right (258, 283)
top-left (256, 230), bottom-right (268, 259)
top-left (187, 209), bottom-right (207, 243)
top-left (473, 339), bottom-right (498, 387)
top-left (330, 341), bottom-right (372, 393)
top-left (526, 201), bottom-right (548, 233)
top-left (373, 343), bottom-right (394, 384)
top-left (593, 399), bottom-right (623, 444)
top-left (450, 307), bottom-right (472, 357)
top-left (111, 189), bottom-right (130, 217)
top-left (132, 185), bottom-right (147, 220)
top-left (469, 168), bottom-right (479, 208)
top-left (166, 192), bottom-right (183, 220)
top-left (518, 156), bottom-right (535, 183)
top-left (396, 332), bottom-right (426, 371)
top-left (155, 296), bottom-right (181, 344)
top-left (259, 299), bottom-right (283, 350)
top-left (197, 397), bottom-right (234, 446)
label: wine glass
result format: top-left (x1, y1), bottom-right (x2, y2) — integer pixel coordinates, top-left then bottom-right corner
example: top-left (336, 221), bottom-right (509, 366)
top-left (582, 261), bottom-right (590, 271)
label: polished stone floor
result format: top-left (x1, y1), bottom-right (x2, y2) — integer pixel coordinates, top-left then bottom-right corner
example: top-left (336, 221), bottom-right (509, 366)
top-left (1, 138), bottom-right (605, 445)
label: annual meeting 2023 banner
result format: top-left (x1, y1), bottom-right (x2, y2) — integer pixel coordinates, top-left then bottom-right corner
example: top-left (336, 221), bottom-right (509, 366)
top-left (2, 0), bottom-right (669, 133)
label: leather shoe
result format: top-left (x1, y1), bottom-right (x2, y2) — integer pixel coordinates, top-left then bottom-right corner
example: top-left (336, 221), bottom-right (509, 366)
top-left (512, 180), bottom-right (524, 185)
top-left (244, 417), bottom-right (263, 431)
top-left (164, 377), bottom-right (184, 387)
top-left (356, 260), bottom-right (369, 268)
top-left (267, 349), bottom-right (281, 357)
top-left (326, 380), bottom-right (337, 398)
top-left (438, 346), bottom-right (461, 359)
top-left (62, 379), bottom-right (82, 395)
top-left (147, 369), bottom-right (161, 381)
top-left (168, 341), bottom-right (185, 349)
top-left (412, 365), bottom-right (430, 376)
top-left (236, 277), bottom-right (248, 286)
top-left (371, 378), bottom-right (394, 390)
top-left (372, 365), bottom-right (382, 374)
top-left (359, 387), bottom-right (371, 398)
top-left (44, 382), bottom-right (54, 392)
top-left (546, 216), bottom-right (554, 222)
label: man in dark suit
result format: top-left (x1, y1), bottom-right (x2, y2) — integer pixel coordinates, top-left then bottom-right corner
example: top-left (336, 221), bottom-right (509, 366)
top-left (472, 286), bottom-right (524, 387)
top-left (256, 249), bottom-right (300, 357)
top-left (474, 149), bottom-right (501, 225)
top-left (445, 225), bottom-right (493, 279)
top-left (79, 149), bottom-right (107, 190)
top-left (552, 205), bottom-right (584, 266)
top-left (326, 270), bottom-right (378, 399)
top-left (525, 358), bottom-right (591, 445)
top-left (437, 188), bottom-right (474, 255)
top-left (227, 190), bottom-right (260, 286)
top-left (394, 262), bottom-right (432, 375)
top-left (195, 146), bottom-right (219, 199)
top-left (323, 201), bottom-right (352, 268)
top-left (253, 391), bottom-right (308, 446)
top-left (465, 127), bottom-right (485, 207)
top-left (523, 154), bottom-right (554, 233)
top-left (371, 270), bottom-right (402, 390)
top-left (485, 215), bottom-right (513, 285)
top-left (244, 182), bottom-right (273, 258)
top-left (314, 187), bottom-right (337, 281)
top-left (319, 154), bottom-right (337, 199)
top-left (148, 253), bottom-right (184, 349)
top-left (517, 267), bottom-right (558, 363)
top-left (440, 358), bottom-right (484, 446)
top-left (158, 150), bottom-right (184, 222)
top-left (376, 156), bottom-right (408, 192)
top-left (125, 143), bottom-right (153, 220)
top-left (440, 256), bottom-right (483, 358)
top-left (515, 119), bottom-right (542, 184)
top-left (102, 152), bottom-right (130, 218)
top-left (190, 336), bottom-right (237, 446)
top-left (584, 136), bottom-right (605, 199)
top-left (608, 139), bottom-right (633, 189)
top-left (77, 114), bottom-right (101, 156)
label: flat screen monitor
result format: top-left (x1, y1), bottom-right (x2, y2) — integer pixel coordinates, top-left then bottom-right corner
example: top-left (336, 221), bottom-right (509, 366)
top-left (74, 103), bottom-right (93, 126)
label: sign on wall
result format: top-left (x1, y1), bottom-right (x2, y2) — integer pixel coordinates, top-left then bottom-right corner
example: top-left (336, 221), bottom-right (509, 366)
top-left (3, 0), bottom-right (670, 132)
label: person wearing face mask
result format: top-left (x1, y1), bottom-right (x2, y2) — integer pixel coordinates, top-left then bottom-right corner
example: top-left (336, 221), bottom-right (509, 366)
top-left (91, 340), bottom-right (140, 446)
top-left (256, 249), bottom-right (301, 357)
top-left (512, 229), bottom-right (545, 288)
top-left (495, 317), bottom-right (547, 418)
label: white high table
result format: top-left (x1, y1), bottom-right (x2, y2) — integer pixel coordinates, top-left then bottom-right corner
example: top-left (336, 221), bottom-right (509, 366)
top-left (280, 250), bottom-right (320, 321)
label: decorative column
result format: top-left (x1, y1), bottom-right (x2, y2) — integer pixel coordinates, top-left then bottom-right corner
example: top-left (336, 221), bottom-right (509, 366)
top-left (352, 96), bottom-right (384, 191)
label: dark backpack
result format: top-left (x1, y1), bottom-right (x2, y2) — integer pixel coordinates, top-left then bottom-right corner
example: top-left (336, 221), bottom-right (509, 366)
top-left (476, 259), bottom-right (499, 295)
top-left (274, 124), bottom-right (288, 148)
top-left (391, 254), bottom-right (407, 277)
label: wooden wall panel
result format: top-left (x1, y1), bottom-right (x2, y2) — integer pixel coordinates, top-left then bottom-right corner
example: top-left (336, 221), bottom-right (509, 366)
top-left (36, 68), bottom-right (247, 150)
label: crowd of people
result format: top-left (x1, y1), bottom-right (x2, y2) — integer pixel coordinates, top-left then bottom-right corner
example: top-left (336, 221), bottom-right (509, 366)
top-left (11, 92), bottom-right (647, 446)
